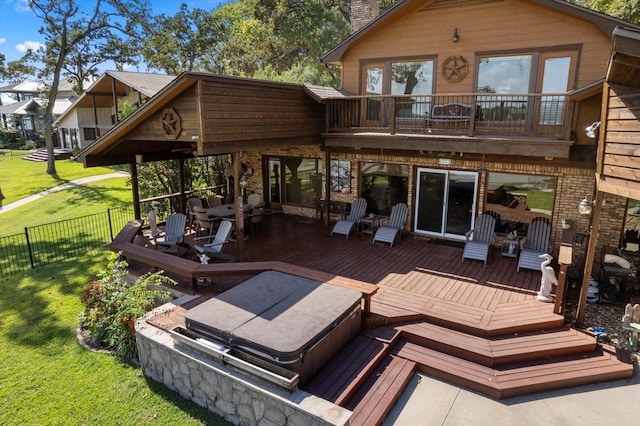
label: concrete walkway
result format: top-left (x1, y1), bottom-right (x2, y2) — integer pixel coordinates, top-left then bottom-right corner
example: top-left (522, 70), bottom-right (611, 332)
top-left (384, 365), bottom-right (640, 426)
top-left (0, 171), bottom-right (130, 214)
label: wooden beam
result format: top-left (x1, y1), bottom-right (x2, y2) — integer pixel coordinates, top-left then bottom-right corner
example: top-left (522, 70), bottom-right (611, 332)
top-left (576, 190), bottom-right (603, 327)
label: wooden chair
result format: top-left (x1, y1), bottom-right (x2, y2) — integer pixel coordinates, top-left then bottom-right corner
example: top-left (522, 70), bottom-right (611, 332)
top-left (331, 198), bottom-right (367, 238)
top-left (154, 213), bottom-right (188, 256)
top-left (372, 203), bottom-right (408, 247)
top-left (194, 220), bottom-right (234, 262)
top-left (186, 197), bottom-right (203, 230)
top-left (462, 213), bottom-right (496, 265)
top-left (517, 218), bottom-right (552, 272)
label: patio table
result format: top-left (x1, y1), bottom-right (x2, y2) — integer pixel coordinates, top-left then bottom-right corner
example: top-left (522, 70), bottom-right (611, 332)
top-left (207, 203), bottom-right (249, 218)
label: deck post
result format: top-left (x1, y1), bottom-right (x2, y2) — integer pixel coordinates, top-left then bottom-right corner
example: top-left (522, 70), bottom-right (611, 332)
top-left (576, 190), bottom-right (603, 327)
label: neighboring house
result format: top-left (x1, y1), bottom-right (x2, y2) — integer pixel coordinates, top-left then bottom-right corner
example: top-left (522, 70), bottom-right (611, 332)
top-left (78, 0), bottom-right (640, 273)
top-left (54, 71), bottom-right (175, 150)
top-left (0, 79), bottom-right (77, 143)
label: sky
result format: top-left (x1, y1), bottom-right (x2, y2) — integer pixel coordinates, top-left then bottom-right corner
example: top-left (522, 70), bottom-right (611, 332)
top-left (0, 0), bottom-right (228, 69)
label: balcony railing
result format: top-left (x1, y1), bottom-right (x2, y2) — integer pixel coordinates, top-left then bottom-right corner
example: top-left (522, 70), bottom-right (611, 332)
top-left (326, 93), bottom-right (570, 138)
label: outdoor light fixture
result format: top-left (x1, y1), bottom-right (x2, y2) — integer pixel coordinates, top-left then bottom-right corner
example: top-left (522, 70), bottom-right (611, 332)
top-left (578, 194), bottom-right (595, 215)
top-left (452, 28), bottom-right (460, 42)
top-left (586, 121), bottom-right (600, 139)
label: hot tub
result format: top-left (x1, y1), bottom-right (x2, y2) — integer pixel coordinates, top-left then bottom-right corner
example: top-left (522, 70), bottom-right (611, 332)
top-left (185, 271), bottom-right (362, 385)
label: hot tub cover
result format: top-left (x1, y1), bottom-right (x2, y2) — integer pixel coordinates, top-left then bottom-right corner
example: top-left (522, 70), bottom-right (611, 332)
top-left (185, 271), bottom-right (362, 361)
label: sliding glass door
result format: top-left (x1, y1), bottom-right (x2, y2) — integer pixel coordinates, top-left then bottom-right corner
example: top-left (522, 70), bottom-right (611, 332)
top-left (414, 168), bottom-right (478, 240)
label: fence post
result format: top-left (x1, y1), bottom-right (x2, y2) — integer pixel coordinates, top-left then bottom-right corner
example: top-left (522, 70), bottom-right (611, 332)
top-left (108, 208), bottom-right (114, 241)
top-left (24, 227), bottom-right (35, 269)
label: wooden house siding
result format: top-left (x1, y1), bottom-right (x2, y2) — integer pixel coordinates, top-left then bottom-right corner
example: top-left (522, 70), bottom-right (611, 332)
top-left (340, 0), bottom-right (612, 94)
top-left (199, 79), bottom-right (324, 149)
top-left (598, 83), bottom-right (640, 200)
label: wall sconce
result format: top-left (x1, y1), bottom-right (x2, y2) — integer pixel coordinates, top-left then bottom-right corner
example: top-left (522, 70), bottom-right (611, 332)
top-left (586, 121), bottom-right (600, 139)
top-left (578, 194), bottom-right (595, 215)
top-left (452, 28), bottom-right (460, 42)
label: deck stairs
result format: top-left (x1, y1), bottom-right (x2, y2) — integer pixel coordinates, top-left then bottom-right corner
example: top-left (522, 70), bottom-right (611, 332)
top-left (22, 148), bottom-right (73, 162)
top-left (302, 289), bottom-right (634, 425)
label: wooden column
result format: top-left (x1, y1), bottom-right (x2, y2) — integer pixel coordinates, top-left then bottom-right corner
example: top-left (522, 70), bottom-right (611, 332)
top-left (324, 148), bottom-right (331, 226)
top-left (130, 161), bottom-right (141, 220)
top-left (554, 243), bottom-right (573, 315)
top-left (233, 153), bottom-right (245, 261)
top-left (178, 159), bottom-right (186, 214)
top-left (576, 190), bottom-right (603, 328)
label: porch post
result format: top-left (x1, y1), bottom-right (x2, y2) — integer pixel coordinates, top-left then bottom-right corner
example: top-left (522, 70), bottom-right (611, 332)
top-left (130, 160), bottom-right (141, 220)
top-left (575, 190), bottom-right (603, 328)
top-left (233, 152), bottom-right (245, 261)
top-left (178, 159), bottom-right (186, 214)
top-left (324, 148), bottom-right (331, 226)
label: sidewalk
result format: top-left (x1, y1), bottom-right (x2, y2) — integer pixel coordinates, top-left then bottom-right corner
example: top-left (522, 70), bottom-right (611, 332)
top-left (0, 171), bottom-right (130, 214)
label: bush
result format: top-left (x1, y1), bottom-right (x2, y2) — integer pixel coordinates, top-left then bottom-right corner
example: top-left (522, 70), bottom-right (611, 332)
top-left (80, 253), bottom-right (176, 360)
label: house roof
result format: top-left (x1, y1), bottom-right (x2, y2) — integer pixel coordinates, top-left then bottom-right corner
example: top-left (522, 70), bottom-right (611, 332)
top-left (53, 71), bottom-right (175, 125)
top-left (607, 26), bottom-right (640, 86)
top-left (0, 81), bottom-right (44, 94)
top-left (321, 0), bottom-right (640, 64)
top-left (303, 84), bottom-right (354, 102)
top-left (0, 98), bottom-right (43, 114)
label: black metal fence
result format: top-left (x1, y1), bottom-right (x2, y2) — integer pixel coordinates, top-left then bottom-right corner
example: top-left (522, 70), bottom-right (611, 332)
top-left (0, 205), bottom-right (134, 279)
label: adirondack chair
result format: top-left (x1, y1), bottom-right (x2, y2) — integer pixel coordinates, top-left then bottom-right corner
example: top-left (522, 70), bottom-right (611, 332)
top-left (194, 220), bottom-right (235, 262)
top-left (517, 218), bottom-right (552, 272)
top-left (372, 203), bottom-right (408, 247)
top-left (331, 198), bottom-right (367, 238)
top-left (155, 213), bottom-right (188, 256)
top-left (461, 213), bottom-right (497, 265)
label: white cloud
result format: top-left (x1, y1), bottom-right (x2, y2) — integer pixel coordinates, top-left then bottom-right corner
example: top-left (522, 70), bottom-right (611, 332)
top-left (16, 40), bottom-right (44, 53)
top-left (12, 0), bottom-right (31, 13)
top-left (0, 38), bottom-right (6, 45)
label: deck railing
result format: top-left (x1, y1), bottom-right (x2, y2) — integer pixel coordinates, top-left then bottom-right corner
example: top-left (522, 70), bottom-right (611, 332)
top-left (326, 93), bottom-right (570, 138)
top-left (0, 185), bottom-right (225, 279)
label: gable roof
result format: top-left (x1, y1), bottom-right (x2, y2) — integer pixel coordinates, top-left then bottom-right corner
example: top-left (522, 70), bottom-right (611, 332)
top-left (607, 26), bottom-right (640, 86)
top-left (322, 0), bottom-right (640, 64)
top-left (53, 71), bottom-right (175, 125)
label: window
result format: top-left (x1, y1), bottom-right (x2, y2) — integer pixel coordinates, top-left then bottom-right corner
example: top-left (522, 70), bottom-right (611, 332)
top-left (623, 199), bottom-right (640, 252)
top-left (284, 158), bottom-right (322, 207)
top-left (476, 51), bottom-right (574, 128)
top-left (361, 162), bottom-right (409, 216)
top-left (485, 172), bottom-right (557, 233)
top-left (83, 127), bottom-right (99, 141)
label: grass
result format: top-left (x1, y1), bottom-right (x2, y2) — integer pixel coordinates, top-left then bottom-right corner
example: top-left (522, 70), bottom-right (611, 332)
top-left (0, 178), bottom-right (133, 237)
top-left (0, 250), bottom-right (230, 425)
top-left (0, 150), bottom-right (121, 205)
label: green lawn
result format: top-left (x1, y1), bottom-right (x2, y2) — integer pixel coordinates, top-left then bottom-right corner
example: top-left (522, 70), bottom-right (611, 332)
top-left (0, 177), bottom-right (133, 237)
top-left (0, 151), bottom-right (121, 205)
top-left (0, 250), bottom-right (229, 425)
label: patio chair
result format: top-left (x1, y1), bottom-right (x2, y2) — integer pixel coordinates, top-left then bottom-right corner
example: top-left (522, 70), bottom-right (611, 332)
top-left (461, 213), bottom-right (497, 265)
top-left (192, 205), bottom-right (220, 238)
top-left (206, 194), bottom-right (222, 208)
top-left (247, 192), bottom-right (261, 209)
top-left (186, 197), bottom-right (203, 230)
top-left (248, 201), bottom-right (265, 236)
top-left (155, 212), bottom-right (188, 256)
top-left (194, 219), bottom-right (235, 262)
top-left (331, 198), bottom-right (367, 238)
top-left (517, 218), bottom-right (552, 272)
top-left (372, 203), bottom-right (408, 247)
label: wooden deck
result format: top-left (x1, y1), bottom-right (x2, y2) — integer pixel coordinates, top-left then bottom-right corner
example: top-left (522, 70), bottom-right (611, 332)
top-left (124, 212), bottom-right (634, 424)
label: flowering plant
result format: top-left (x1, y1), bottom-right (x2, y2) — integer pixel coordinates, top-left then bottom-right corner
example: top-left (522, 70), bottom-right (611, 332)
top-left (80, 253), bottom-right (176, 360)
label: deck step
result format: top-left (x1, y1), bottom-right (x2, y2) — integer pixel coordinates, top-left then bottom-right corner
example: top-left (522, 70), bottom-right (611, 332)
top-left (346, 355), bottom-right (417, 426)
top-left (392, 339), bottom-right (634, 399)
top-left (301, 330), bottom-right (399, 406)
top-left (396, 322), bottom-right (597, 367)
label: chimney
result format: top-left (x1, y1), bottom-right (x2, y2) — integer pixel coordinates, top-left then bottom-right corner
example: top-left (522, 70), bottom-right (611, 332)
top-left (351, 0), bottom-right (380, 33)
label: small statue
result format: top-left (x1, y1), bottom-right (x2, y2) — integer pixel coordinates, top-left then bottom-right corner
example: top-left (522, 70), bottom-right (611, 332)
top-left (537, 253), bottom-right (557, 303)
top-left (148, 201), bottom-right (160, 238)
top-left (199, 253), bottom-right (210, 264)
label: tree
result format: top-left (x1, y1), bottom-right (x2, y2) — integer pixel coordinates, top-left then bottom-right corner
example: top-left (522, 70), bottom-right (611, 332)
top-left (141, 3), bottom-right (221, 75)
top-left (571, 0), bottom-right (640, 24)
top-left (0, 53), bottom-right (36, 83)
top-left (27, 0), bottom-right (151, 175)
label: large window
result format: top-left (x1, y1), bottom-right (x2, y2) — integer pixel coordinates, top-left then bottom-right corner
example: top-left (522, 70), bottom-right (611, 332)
top-left (623, 199), bottom-right (640, 252)
top-left (485, 172), bottom-right (557, 233)
top-left (476, 51), bottom-right (574, 128)
top-left (283, 158), bottom-right (322, 207)
top-left (361, 162), bottom-right (409, 216)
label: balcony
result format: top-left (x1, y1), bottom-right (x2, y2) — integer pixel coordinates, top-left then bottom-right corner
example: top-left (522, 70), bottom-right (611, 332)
top-left (327, 92), bottom-right (571, 136)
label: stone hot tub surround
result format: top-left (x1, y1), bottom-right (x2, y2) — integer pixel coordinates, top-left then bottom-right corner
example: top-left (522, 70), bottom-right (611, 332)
top-left (135, 301), bottom-right (352, 426)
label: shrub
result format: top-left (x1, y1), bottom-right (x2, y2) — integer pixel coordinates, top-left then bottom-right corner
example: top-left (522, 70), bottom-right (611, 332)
top-left (80, 253), bottom-right (176, 360)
